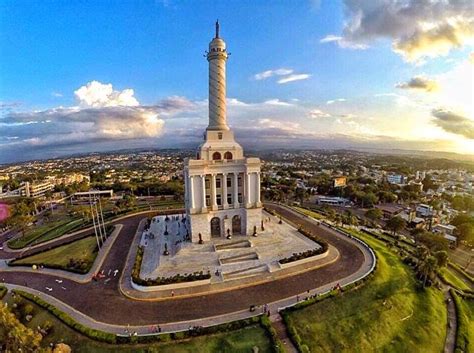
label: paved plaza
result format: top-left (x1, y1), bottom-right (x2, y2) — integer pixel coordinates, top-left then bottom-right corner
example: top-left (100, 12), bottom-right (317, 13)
top-left (139, 211), bottom-right (320, 282)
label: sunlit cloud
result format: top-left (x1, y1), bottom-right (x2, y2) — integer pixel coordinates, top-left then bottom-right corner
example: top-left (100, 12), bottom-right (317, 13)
top-left (254, 68), bottom-right (293, 80)
top-left (277, 74), bottom-right (311, 84)
top-left (396, 76), bottom-right (440, 93)
top-left (321, 0), bottom-right (474, 63)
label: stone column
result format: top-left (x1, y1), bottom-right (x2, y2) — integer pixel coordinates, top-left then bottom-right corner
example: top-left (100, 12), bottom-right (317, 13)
top-left (233, 172), bottom-right (239, 208)
top-left (189, 175), bottom-right (195, 210)
top-left (223, 172), bottom-right (228, 209)
top-left (201, 175), bottom-right (207, 212)
top-left (211, 174), bottom-right (217, 210)
top-left (245, 172), bottom-right (252, 208)
top-left (256, 172), bottom-right (261, 205)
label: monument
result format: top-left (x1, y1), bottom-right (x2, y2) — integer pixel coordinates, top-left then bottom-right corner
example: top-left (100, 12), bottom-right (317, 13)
top-left (184, 21), bottom-right (262, 242)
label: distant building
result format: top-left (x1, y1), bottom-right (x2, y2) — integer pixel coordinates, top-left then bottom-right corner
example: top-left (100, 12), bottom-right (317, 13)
top-left (433, 224), bottom-right (456, 236)
top-left (333, 176), bottom-right (347, 188)
top-left (416, 204), bottom-right (433, 217)
top-left (387, 174), bottom-right (406, 185)
top-left (315, 196), bottom-right (350, 206)
top-left (376, 204), bottom-right (404, 219)
top-left (20, 181), bottom-right (54, 198)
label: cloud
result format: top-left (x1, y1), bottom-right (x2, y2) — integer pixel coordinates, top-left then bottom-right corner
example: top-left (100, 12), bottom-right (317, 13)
top-left (320, 35), bottom-right (368, 49)
top-left (309, 109), bottom-right (331, 118)
top-left (396, 75), bottom-right (439, 92)
top-left (263, 99), bottom-right (292, 106)
top-left (74, 81), bottom-right (139, 107)
top-left (51, 92), bottom-right (63, 98)
top-left (254, 68), bottom-right (293, 80)
top-left (277, 74), bottom-right (311, 84)
top-left (0, 81), bottom-right (195, 150)
top-left (326, 98), bottom-right (346, 105)
top-left (322, 0), bottom-right (474, 63)
top-left (431, 108), bottom-right (474, 139)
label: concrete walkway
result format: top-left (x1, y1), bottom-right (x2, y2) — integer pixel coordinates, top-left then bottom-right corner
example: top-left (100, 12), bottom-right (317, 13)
top-left (270, 313), bottom-right (298, 353)
top-left (2, 205), bottom-right (376, 336)
top-left (443, 286), bottom-right (457, 353)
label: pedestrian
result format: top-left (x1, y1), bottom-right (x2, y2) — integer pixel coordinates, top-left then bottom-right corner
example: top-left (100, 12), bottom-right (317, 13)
top-left (296, 295), bottom-right (300, 302)
top-left (171, 290), bottom-right (175, 297)
top-left (158, 325), bottom-right (162, 333)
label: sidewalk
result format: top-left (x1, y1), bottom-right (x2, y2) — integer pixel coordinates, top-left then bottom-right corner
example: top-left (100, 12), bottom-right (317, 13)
top-left (3, 208), bottom-right (376, 336)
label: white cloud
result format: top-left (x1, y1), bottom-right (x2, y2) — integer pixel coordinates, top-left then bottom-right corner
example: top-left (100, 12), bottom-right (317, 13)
top-left (263, 99), bottom-right (292, 106)
top-left (51, 92), bottom-right (63, 98)
top-left (74, 81), bottom-right (139, 107)
top-left (277, 74), bottom-right (311, 84)
top-left (254, 68), bottom-right (293, 80)
top-left (322, 0), bottom-right (474, 63)
top-left (309, 109), bottom-right (331, 118)
top-left (326, 98), bottom-right (346, 105)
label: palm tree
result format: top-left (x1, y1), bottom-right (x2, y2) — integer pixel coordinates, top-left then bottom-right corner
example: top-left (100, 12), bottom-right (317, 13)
top-left (419, 255), bottom-right (438, 287)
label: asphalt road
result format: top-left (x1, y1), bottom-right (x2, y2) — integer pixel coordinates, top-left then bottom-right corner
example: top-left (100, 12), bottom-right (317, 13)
top-left (0, 205), bottom-right (365, 325)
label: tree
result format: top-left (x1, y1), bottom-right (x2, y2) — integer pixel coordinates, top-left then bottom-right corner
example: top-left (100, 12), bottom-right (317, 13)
top-left (386, 216), bottom-right (406, 236)
top-left (419, 255), bottom-right (438, 287)
top-left (417, 232), bottom-right (449, 253)
top-left (457, 223), bottom-right (474, 246)
top-left (434, 251), bottom-right (448, 268)
top-left (365, 208), bottom-right (382, 223)
top-left (342, 210), bottom-right (357, 227)
top-left (0, 302), bottom-right (50, 353)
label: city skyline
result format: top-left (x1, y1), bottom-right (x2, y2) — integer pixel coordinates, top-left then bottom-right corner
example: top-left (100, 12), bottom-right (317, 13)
top-left (1, 0), bottom-right (473, 163)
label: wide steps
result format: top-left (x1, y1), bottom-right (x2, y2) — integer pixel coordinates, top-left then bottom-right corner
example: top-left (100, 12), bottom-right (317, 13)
top-left (223, 264), bottom-right (268, 281)
top-left (219, 251), bottom-right (258, 265)
top-left (215, 240), bottom-right (251, 251)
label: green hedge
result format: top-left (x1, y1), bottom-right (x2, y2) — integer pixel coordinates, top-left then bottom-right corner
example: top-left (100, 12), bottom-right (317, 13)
top-left (13, 289), bottom-right (117, 343)
top-left (0, 286), bottom-right (7, 300)
top-left (132, 245), bottom-right (211, 286)
top-left (12, 290), bottom-right (278, 347)
top-left (451, 289), bottom-right (472, 353)
top-left (279, 228), bottom-right (329, 265)
top-left (259, 315), bottom-right (285, 353)
top-left (280, 257), bottom-right (378, 351)
top-left (9, 225), bottom-right (115, 274)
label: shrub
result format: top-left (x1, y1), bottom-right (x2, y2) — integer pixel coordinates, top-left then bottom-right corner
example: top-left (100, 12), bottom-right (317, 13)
top-left (278, 228), bottom-right (329, 264)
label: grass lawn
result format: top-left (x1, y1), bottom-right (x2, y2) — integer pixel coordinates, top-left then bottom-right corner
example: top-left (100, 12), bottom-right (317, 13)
top-left (292, 206), bottom-right (324, 220)
top-left (452, 293), bottom-right (474, 353)
top-left (8, 217), bottom-right (84, 249)
top-left (440, 267), bottom-right (472, 292)
top-left (285, 228), bottom-right (447, 353)
top-left (12, 236), bottom-right (98, 273)
top-left (3, 294), bottom-right (272, 353)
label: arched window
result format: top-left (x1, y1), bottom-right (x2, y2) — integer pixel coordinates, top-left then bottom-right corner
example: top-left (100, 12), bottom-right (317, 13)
top-left (196, 152), bottom-right (200, 160)
top-left (224, 152), bottom-right (233, 160)
top-left (212, 152), bottom-right (221, 160)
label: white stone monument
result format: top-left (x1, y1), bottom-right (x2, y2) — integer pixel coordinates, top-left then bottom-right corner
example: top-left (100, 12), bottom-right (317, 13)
top-left (184, 21), bottom-right (262, 242)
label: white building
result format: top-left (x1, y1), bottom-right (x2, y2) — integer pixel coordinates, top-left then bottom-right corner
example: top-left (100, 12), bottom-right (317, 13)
top-left (387, 174), bottom-right (406, 185)
top-left (184, 22), bottom-right (262, 243)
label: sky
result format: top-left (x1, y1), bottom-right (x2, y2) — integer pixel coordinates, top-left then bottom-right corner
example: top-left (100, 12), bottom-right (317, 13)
top-left (0, 0), bottom-right (473, 163)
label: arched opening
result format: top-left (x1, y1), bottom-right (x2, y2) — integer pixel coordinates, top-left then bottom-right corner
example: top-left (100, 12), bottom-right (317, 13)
top-left (210, 217), bottom-right (221, 237)
top-left (224, 151), bottom-right (233, 160)
top-left (232, 215), bottom-right (241, 235)
top-left (196, 152), bottom-right (200, 159)
top-left (212, 152), bottom-right (221, 160)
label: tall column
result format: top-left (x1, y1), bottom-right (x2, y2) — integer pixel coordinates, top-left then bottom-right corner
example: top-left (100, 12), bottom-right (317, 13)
top-left (189, 175), bottom-right (195, 209)
top-left (206, 21), bottom-right (229, 131)
top-left (223, 172), bottom-right (228, 209)
top-left (211, 174), bottom-right (217, 210)
top-left (233, 172), bottom-right (239, 208)
top-left (201, 175), bottom-right (207, 212)
top-left (245, 172), bottom-right (252, 207)
top-left (256, 172), bottom-right (261, 205)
